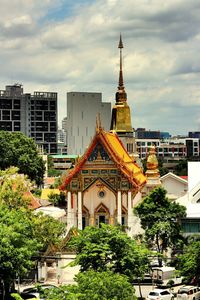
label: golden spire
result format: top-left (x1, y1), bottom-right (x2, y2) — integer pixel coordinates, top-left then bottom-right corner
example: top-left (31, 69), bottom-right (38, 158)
top-left (116, 34), bottom-right (127, 104)
top-left (96, 113), bottom-right (102, 133)
top-left (118, 34), bottom-right (124, 89)
top-left (110, 35), bottom-right (133, 133)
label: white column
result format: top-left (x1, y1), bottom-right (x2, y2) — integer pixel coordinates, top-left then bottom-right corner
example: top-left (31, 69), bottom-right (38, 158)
top-left (71, 193), bottom-right (75, 227)
top-left (73, 193), bottom-right (78, 227)
top-left (67, 191), bottom-right (72, 229)
top-left (78, 191), bottom-right (82, 230)
top-left (117, 190), bottom-right (122, 224)
top-left (127, 191), bottom-right (132, 228)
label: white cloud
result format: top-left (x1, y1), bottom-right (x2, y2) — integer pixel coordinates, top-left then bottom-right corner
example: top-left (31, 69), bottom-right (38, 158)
top-left (0, 0), bottom-right (199, 135)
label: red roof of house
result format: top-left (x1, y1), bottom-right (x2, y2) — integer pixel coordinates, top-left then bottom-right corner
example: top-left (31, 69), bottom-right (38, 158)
top-left (24, 191), bottom-right (41, 210)
top-left (44, 177), bottom-right (56, 185)
top-left (179, 176), bottom-right (188, 180)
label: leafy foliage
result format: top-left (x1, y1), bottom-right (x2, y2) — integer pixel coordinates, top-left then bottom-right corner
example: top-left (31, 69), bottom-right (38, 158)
top-left (69, 224), bottom-right (150, 281)
top-left (0, 204), bottom-right (41, 295)
top-left (30, 212), bottom-right (66, 251)
top-left (46, 270), bottom-right (136, 300)
top-left (134, 187), bottom-right (186, 255)
top-left (174, 159), bottom-right (188, 176)
top-left (47, 155), bottom-right (62, 177)
top-left (0, 168), bottom-right (66, 296)
top-left (32, 188), bottom-right (42, 197)
top-left (178, 241), bottom-right (200, 284)
top-left (0, 167), bottom-right (32, 209)
top-left (0, 131), bottom-right (45, 185)
top-left (48, 191), bottom-right (66, 206)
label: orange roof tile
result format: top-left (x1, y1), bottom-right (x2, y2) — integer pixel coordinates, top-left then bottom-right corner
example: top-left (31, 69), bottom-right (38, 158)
top-left (45, 177), bottom-right (56, 185)
top-left (61, 128), bottom-right (146, 190)
top-left (24, 191), bottom-right (41, 210)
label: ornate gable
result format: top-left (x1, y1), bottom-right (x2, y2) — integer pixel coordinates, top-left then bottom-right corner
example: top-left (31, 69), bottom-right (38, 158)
top-left (88, 142), bottom-right (110, 162)
top-left (60, 128), bottom-right (146, 192)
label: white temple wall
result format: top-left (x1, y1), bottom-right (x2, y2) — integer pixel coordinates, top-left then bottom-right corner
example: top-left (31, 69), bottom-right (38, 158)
top-left (83, 184), bottom-right (116, 215)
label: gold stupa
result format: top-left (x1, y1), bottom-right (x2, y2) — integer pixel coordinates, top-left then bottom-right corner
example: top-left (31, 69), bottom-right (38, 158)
top-left (110, 35), bottom-right (133, 133)
top-left (146, 145), bottom-right (160, 179)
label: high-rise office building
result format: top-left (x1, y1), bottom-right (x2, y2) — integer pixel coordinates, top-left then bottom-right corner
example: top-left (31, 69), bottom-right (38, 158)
top-left (0, 84), bottom-right (57, 154)
top-left (64, 92), bottom-right (111, 155)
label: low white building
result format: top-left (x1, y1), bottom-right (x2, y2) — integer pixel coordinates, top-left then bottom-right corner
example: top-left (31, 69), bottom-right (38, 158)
top-left (176, 162), bottom-right (200, 236)
top-left (160, 172), bottom-right (188, 200)
top-left (36, 206), bottom-right (67, 223)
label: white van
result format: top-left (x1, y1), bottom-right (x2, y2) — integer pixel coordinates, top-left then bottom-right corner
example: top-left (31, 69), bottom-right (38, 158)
top-left (177, 286), bottom-right (200, 300)
top-left (151, 267), bottom-right (182, 285)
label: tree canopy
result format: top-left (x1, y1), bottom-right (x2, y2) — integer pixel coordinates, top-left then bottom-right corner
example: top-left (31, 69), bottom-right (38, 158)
top-left (69, 224), bottom-right (150, 281)
top-left (0, 167), bottom-right (32, 209)
top-left (0, 205), bottom-right (41, 280)
top-left (45, 270), bottom-right (136, 300)
top-left (0, 131), bottom-right (45, 185)
top-left (134, 187), bottom-right (186, 257)
top-left (174, 159), bottom-right (188, 176)
top-left (178, 240), bottom-right (200, 284)
top-left (0, 168), bottom-right (66, 297)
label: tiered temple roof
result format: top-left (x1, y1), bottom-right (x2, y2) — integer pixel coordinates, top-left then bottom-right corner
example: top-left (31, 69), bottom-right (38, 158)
top-left (61, 126), bottom-right (146, 190)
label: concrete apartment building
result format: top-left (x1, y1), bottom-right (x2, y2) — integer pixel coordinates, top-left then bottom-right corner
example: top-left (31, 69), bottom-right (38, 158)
top-left (64, 92), bottom-right (111, 155)
top-left (0, 84), bottom-right (57, 154)
top-left (136, 138), bottom-right (187, 159)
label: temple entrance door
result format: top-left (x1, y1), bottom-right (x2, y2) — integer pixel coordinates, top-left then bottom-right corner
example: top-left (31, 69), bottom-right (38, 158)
top-left (82, 216), bottom-right (86, 229)
top-left (95, 203), bottom-right (109, 227)
top-left (99, 215), bottom-right (106, 227)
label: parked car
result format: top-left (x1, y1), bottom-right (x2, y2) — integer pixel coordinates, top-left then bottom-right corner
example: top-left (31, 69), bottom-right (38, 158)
top-left (147, 288), bottom-right (174, 300)
top-left (20, 284), bottom-right (59, 299)
top-left (177, 286), bottom-right (200, 300)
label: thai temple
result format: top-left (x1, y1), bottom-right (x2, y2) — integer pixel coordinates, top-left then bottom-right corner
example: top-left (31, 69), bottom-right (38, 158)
top-left (61, 35), bottom-right (161, 236)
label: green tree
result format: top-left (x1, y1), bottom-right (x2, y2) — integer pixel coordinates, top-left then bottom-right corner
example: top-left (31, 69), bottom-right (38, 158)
top-left (69, 224), bottom-right (150, 281)
top-left (0, 131), bottom-right (45, 186)
top-left (134, 187), bottom-right (186, 262)
top-left (46, 270), bottom-right (136, 300)
top-left (48, 191), bottom-right (66, 206)
top-left (174, 159), bottom-right (188, 176)
top-left (178, 241), bottom-right (200, 284)
top-left (30, 212), bottom-right (66, 252)
top-left (0, 167), bottom-right (31, 209)
top-left (0, 169), bottom-right (66, 297)
top-left (47, 155), bottom-right (62, 177)
top-left (0, 208), bottom-right (65, 297)
top-left (0, 205), bottom-right (41, 297)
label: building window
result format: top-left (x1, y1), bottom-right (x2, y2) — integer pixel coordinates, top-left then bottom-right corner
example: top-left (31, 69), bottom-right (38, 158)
top-left (98, 190), bottom-right (106, 198)
top-left (2, 110), bottom-right (11, 120)
top-left (127, 143), bottom-right (133, 153)
top-left (0, 121), bottom-right (12, 131)
top-left (0, 99), bottom-right (12, 109)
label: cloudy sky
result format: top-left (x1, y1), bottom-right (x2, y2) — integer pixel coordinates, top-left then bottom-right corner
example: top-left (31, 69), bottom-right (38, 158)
top-left (0, 0), bottom-right (200, 135)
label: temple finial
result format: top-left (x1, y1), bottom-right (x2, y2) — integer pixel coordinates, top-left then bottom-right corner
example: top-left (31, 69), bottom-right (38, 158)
top-left (118, 34), bottom-right (124, 89)
top-left (115, 34), bottom-right (127, 103)
top-left (118, 34), bottom-right (123, 49)
top-left (96, 113), bottom-right (102, 133)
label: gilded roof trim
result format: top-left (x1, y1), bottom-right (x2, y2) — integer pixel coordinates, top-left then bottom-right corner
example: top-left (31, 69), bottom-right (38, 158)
top-left (60, 128), bottom-right (146, 190)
